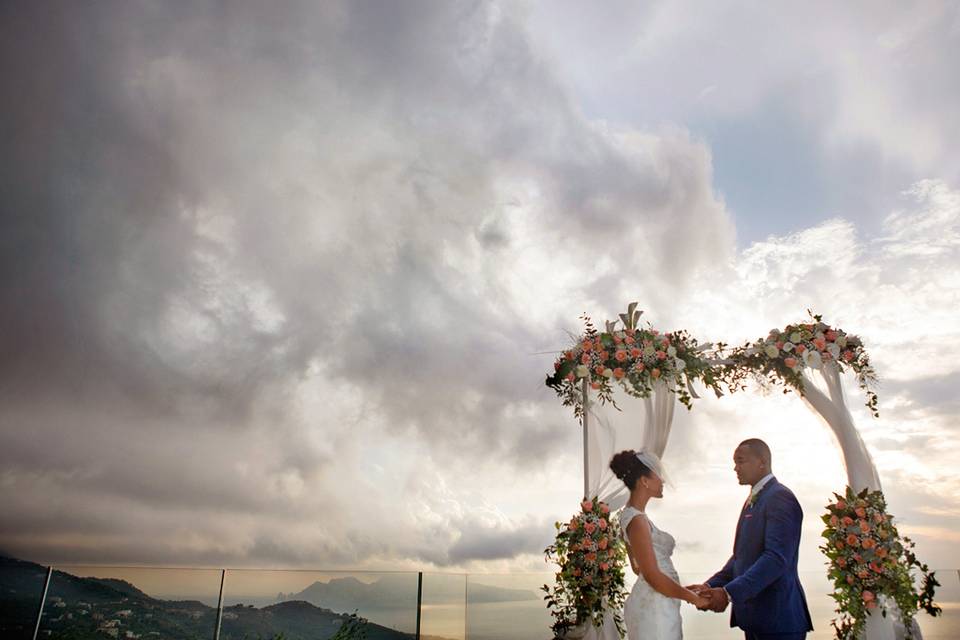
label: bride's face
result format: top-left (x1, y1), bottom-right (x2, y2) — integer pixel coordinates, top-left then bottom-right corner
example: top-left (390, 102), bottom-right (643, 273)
top-left (639, 472), bottom-right (664, 499)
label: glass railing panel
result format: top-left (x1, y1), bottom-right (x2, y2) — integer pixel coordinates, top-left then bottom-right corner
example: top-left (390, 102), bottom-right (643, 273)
top-left (0, 557), bottom-right (50, 640)
top-left (420, 572), bottom-right (466, 640)
top-left (37, 565), bottom-right (223, 639)
top-left (464, 572), bottom-right (552, 640)
top-left (220, 569), bottom-right (419, 639)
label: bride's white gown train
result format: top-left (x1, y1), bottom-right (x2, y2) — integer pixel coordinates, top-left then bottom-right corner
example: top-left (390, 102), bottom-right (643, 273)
top-left (620, 506), bottom-right (683, 640)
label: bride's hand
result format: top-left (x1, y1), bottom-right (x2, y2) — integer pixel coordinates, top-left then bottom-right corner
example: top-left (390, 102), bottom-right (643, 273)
top-left (686, 590), bottom-right (712, 610)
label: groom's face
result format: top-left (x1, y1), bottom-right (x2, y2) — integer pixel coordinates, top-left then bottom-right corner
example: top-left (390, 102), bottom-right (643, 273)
top-left (733, 445), bottom-right (767, 486)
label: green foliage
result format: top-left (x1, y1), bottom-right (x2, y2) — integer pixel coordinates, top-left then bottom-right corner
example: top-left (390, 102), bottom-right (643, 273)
top-left (330, 610), bottom-right (368, 640)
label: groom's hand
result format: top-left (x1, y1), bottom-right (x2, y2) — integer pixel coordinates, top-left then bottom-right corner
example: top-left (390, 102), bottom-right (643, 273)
top-left (705, 587), bottom-right (729, 612)
top-left (685, 583), bottom-right (708, 594)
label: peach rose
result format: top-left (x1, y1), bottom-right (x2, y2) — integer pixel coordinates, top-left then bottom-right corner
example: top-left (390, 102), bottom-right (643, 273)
top-left (599, 562), bottom-right (609, 571)
top-left (600, 504), bottom-right (610, 514)
top-left (855, 507), bottom-right (866, 518)
top-left (862, 538), bottom-right (876, 550)
top-left (625, 336), bottom-right (636, 345)
top-left (613, 335), bottom-right (622, 345)
top-left (635, 363), bottom-right (645, 372)
top-left (847, 574), bottom-right (855, 585)
top-left (842, 516), bottom-right (854, 527)
top-left (651, 368), bottom-right (661, 379)
top-left (853, 553), bottom-right (862, 563)
top-left (870, 561), bottom-right (883, 573)
top-left (591, 382), bottom-right (601, 390)
top-left (836, 540), bottom-right (845, 550)
top-left (582, 340), bottom-right (593, 351)
top-left (837, 557), bottom-right (847, 568)
top-left (565, 350), bottom-right (575, 361)
top-left (876, 547), bottom-right (888, 558)
top-left (573, 568), bottom-right (582, 577)
top-left (565, 373), bottom-right (575, 382)
top-left (615, 350), bottom-right (627, 362)
top-left (825, 330), bottom-right (838, 342)
top-left (858, 570), bottom-right (869, 579)
top-left (784, 357), bottom-right (798, 369)
top-left (655, 350), bottom-right (667, 360)
top-left (598, 538), bottom-right (608, 550)
top-left (859, 520), bottom-right (871, 533)
top-left (813, 337), bottom-right (827, 350)
top-left (843, 350), bottom-right (855, 362)
top-left (581, 354), bottom-right (591, 364)
top-left (594, 365), bottom-right (605, 376)
top-left (836, 499), bottom-right (847, 510)
top-left (830, 515), bottom-right (839, 527)
top-left (862, 590), bottom-right (875, 603)
top-left (599, 350), bottom-right (610, 360)
top-left (630, 348), bottom-right (641, 358)
top-left (584, 522), bottom-right (596, 534)
top-left (582, 500), bottom-right (593, 512)
top-left (795, 343), bottom-right (806, 354)
top-left (846, 534), bottom-right (860, 547)
top-left (866, 600), bottom-right (877, 610)
top-left (598, 518), bottom-right (608, 530)
top-left (585, 552), bottom-right (597, 563)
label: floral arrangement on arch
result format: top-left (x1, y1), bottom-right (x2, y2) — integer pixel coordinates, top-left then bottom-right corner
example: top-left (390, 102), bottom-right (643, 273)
top-left (542, 497), bottom-right (628, 638)
top-left (726, 312), bottom-right (880, 417)
top-left (820, 487), bottom-right (941, 640)
top-left (545, 304), bottom-right (724, 417)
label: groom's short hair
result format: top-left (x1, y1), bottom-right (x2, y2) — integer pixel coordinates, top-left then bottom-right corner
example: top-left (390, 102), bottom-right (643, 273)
top-left (739, 438), bottom-right (772, 466)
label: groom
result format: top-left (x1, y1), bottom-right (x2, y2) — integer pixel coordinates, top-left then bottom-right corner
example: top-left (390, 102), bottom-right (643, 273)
top-left (689, 438), bottom-right (813, 640)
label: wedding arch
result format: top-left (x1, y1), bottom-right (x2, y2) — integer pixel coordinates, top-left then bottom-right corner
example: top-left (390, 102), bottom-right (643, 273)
top-left (541, 304), bottom-right (939, 640)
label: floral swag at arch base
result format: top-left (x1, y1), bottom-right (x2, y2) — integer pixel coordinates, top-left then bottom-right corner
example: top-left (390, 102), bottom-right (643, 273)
top-left (541, 304), bottom-right (941, 640)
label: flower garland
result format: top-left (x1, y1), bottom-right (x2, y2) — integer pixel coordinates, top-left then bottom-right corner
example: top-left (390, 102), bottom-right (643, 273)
top-left (545, 305), bottom-right (723, 417)
top-left (726, 312), bottom-right (880, 416)
top-left (820, 487), bottom-right (941, 640)
top-left (542, 498), bottom-right (628, 637)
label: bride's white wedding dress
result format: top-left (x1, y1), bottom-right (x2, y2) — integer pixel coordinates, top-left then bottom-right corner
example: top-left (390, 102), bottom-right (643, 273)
top-left (620, 506), bottom-right (683, 640)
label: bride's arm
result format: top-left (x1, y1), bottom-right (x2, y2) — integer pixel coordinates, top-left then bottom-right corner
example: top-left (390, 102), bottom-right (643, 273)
top-left (627, 517), bottom-right (707, 607)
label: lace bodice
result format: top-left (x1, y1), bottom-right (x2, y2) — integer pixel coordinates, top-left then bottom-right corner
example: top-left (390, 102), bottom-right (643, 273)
top-left (620, 506), bottom-right (677, 570)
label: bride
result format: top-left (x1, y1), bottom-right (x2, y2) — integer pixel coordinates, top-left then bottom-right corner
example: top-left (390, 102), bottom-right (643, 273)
top-left (610, 450), bottom-right (708, 640)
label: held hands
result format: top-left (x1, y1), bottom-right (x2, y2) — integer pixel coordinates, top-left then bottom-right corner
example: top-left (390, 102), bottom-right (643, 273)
top-left (684, 584), bottom-right (729, 613)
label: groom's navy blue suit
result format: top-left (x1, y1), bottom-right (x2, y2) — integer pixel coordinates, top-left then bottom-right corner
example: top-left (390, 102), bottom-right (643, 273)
top-left (707, 477), bottom-right (813, 640)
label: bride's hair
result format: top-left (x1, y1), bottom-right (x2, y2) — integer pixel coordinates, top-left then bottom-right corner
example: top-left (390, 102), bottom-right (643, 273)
top-left (610, 450), bottom-right (652, 491)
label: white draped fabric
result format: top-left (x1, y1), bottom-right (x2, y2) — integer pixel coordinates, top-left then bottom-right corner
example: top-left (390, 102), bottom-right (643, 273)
top-left (800, 363), bottom-right (918, 640)
top-left (572, 380), bottom-right (677, 640)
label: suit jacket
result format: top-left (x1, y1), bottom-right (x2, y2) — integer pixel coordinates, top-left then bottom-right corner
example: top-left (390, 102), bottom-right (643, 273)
top-left (707, 477), bottom-right (814, 634)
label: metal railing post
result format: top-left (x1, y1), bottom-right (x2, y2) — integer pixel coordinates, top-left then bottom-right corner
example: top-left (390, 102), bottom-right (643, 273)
top-left (213, 569), bottom-right (226, 640)
top-left (32, 566), bottom-right (53, 640)
top-left (415, 571), bottom-right (422, 640)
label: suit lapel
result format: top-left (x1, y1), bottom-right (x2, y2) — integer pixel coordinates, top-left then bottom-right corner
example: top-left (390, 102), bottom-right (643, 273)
top-left (733, 477), bottom-right (778, 552)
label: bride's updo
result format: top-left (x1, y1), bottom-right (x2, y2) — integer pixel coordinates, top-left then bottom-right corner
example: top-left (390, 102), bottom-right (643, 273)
top-left (610, 450), bottom-right (652, 491)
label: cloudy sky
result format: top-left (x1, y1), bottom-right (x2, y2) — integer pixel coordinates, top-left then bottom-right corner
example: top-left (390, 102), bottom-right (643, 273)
top-left (2, 0), bottom-right (959, 580)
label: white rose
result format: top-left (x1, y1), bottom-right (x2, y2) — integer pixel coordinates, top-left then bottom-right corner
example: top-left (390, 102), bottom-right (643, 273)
top-left (827, 343), bottom-right (841, 359)
top-left (764, 344), bottom-right (779, 358)
top-left (643, 345), bottom-right (655, 356)
top-left (667, 346), bottom-right (677, 357)
top-left (790, 332), bottom-right (802, 343)
top-left (804, 350), bottom-right (823, 370)
top-left (836, 335), bottom-right (848, 348)
top-left (575, 365), bottom-right (589, 378)
top-left (674, 358), bottom-right (686, 371)
top-left (782, 342), bottom-right (794, 352)
top-left (603, 368), bottom-right (613, 378)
